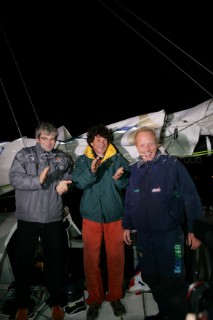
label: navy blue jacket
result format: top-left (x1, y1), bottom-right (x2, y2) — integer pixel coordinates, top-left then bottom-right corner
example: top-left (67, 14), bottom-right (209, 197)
top-left (122, 152), bottom-right (202, 236)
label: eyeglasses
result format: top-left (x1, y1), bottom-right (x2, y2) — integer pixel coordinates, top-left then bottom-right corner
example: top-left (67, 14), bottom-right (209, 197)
top-left (40, 137), bottom-right (56, 142)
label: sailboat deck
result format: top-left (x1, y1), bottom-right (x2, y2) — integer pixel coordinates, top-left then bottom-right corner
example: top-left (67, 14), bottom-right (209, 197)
top-left (0, 283), bottom-right (158, 320)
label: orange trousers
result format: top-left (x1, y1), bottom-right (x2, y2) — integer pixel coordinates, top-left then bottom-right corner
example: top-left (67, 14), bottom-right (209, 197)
top-left (82, 218), bottom-right (125, 304)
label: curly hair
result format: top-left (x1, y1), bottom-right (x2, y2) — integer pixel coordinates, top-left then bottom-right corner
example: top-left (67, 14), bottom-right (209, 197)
top-left (87, 124), bottom-right (114, 145)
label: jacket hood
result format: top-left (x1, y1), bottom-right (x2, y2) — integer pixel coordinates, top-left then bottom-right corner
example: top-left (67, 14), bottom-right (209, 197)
top-left (84, 143), bottom-right (117, 163)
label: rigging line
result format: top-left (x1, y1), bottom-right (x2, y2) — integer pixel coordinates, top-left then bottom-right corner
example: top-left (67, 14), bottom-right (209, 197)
top-left (0, 78), bottom-right (23, 138)
top-left (97, 0), bottom-right (213, 98)
top-left (0, 21), bottom-right (40, 124)
top-left (112, 0), bottom-right (213, 77)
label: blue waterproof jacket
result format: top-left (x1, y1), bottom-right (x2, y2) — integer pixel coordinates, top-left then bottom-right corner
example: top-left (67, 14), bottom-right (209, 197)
top-left (122, 151), bottom-right (203, 237)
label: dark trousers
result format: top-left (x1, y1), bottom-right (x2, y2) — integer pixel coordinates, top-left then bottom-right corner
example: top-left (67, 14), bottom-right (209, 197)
top-left (15, 220), bottom-right (63, 308)
top-left (142, 273), bottom-right (188, 320)
top-left (138, 228), bottom-right (188, 320)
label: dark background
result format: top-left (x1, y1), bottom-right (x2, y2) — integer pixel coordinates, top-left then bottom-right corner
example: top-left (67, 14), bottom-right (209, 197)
top-left (1, 1), bottom-right (213, 140)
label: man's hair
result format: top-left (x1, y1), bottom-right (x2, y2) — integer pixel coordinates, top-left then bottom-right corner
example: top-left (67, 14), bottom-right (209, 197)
top-left (87, 123), bottom-right (114, 145)
top-left (134, 126), bottom-right (159, 144)
top-left (35, 121), bottom-right (59, 139)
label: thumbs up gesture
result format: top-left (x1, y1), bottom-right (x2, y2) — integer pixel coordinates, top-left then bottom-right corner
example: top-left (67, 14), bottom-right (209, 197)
top-left (56, 180), bottom-right (72, 195)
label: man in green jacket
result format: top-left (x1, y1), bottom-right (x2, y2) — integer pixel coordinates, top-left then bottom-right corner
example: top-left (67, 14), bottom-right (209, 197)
top-left (72, 124), bottom-right (130, 320)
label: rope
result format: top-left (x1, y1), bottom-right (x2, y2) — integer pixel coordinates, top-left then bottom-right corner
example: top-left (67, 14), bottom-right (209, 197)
top-left (0, 21), bottom-right (40, 137)
top-left (0, 79), bottom-right (23, 138)
top-left (97, 0), bottom-right (213, 98)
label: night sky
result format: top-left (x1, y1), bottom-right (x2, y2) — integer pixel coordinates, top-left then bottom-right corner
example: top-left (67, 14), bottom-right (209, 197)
top-left (1, 1), bottom-right (213, 141)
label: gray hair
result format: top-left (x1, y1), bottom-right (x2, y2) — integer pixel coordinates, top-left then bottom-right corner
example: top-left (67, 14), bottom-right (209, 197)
top-left (35, 121), bottom-right (59, 139)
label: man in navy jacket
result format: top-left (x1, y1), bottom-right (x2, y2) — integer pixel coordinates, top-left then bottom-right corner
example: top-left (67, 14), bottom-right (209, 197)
top-left (123, 127), bottom-right (202, 320)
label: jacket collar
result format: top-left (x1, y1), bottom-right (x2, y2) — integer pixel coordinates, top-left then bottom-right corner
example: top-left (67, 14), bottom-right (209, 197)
top-left (36, 143), bottom-right (56, 160)
top-left (137, 150), bottom-right (162, 168)
top-left (84, 143), bottom-right (117, 162)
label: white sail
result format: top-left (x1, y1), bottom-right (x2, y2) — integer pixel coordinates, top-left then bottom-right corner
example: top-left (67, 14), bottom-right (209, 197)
top-left (1, 100), bottom-right (213, 195)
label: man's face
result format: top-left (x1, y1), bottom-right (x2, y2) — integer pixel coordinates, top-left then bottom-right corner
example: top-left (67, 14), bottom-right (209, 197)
top-left (91, 135), bottom-right (108, 157)
top-left (36, 132), bottom-right (56, 152)
top-left (135, 131), bottom-right (157, 162)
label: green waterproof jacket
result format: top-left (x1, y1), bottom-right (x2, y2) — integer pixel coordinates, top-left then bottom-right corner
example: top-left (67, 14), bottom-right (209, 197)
top-left (72, 143), bottom-right (130, 223)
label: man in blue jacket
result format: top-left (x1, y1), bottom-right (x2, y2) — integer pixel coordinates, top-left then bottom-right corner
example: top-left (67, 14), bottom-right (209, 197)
top-left (123, 127), bottom-right (202, 320)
